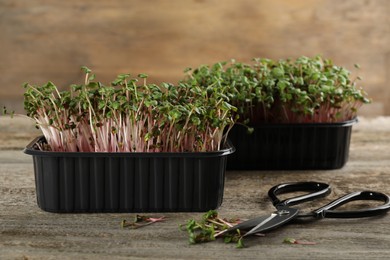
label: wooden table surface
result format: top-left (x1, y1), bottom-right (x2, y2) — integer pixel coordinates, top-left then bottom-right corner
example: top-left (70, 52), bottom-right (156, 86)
top-left (1, 116), bottom-right (389, 259)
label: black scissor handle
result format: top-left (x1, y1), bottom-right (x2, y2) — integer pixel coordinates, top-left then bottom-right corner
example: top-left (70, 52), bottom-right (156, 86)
top-left (268, 182), bottom-right (331, 207)
top-left (312, 191), bottom-right (390, 218)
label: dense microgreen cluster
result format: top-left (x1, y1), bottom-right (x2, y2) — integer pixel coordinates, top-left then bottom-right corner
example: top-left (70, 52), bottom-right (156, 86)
top-left (23, 67), bottom-right (236, 152)
top-left (183, 55), bottom-right (370, 124)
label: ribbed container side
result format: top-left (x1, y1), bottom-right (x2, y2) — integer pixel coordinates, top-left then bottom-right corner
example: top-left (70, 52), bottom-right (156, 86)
top-left (75, 157), bottom-right (89, 211)
top-left (227, 119), bottom-right (356, 170)
top-left (24, 138), bottom-right (234, 213)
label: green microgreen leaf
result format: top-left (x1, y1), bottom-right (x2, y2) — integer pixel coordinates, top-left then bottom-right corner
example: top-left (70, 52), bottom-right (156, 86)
top-left (81, 66), bottom-right (91, 74)
top-left (138, 73), bottom-right (148, 79)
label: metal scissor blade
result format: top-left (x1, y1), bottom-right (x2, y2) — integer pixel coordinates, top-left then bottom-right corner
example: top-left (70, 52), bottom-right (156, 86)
top-left (244, 207), bottom-right (299, 237)
top-left (226, 215), bottom-right (273, 233)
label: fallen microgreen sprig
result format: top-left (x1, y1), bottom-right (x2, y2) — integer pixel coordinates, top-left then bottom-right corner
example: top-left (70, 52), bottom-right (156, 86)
top-left (181, 210), bottom-right (252, 248)
top-left (121, 215), bottom-right (166, 229)
top-left (283, 237), bottom-right (317, 245)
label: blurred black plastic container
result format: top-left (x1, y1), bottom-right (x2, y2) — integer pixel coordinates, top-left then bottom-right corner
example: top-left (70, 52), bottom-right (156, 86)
top-left (227, 118), bottom-right (357, 170)
top-left (24, 136), bottom-right (235, 213)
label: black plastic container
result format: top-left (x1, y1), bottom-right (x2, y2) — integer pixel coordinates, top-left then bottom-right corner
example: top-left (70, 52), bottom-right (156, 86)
top-left (24, 136), bottom-right (235, 213)
top-left (227, 118), bottom-right (357, 170)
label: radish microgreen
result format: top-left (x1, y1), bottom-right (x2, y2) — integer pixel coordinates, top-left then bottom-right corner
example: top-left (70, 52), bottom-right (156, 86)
top-left (23, 67), bottom-right (236, 152)
top-left (184, 55), bottom-right (370, 124)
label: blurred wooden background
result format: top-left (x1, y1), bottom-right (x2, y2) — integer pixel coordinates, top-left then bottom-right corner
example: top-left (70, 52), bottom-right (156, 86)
top-left (1, 0), bottom-right (389, 116)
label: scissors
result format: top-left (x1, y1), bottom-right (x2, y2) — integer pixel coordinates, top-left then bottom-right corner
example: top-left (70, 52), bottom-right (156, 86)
top-left (226, 181), bottom-right (390, 237)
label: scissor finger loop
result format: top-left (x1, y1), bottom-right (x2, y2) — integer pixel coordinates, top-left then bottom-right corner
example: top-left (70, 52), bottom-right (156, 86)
top-left (312, 190), bottom-right (390, 219)
top-left (269, 181), bottom-right (331, 207)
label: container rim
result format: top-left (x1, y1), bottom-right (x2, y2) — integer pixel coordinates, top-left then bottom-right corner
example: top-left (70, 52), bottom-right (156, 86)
top-left (247, 117), bottom-right (358, 128)
top-left (23, 136), bottom-right (235, 158)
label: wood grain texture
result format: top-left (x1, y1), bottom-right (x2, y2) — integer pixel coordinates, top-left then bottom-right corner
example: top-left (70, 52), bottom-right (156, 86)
top-left (0, 116), bottom-right (389, 259)
top-left (0, 0), bottom-right (389, 115)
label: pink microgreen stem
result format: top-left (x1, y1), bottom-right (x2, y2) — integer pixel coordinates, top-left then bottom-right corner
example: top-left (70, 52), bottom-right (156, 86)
top-left (284, 237), bottom-right (317, 245)
top-left (122, 216), bottom-right (166, 229)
